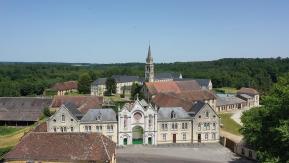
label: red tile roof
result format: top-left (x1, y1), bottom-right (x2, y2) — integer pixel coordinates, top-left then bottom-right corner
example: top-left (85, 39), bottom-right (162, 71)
top-left (4, 132), bottom-right (116, 162)
top-left (237, 87), bottom-right (259, 95)
top-left (152, 90), bottom-right (216, 112)
top-left (145, 80), bottom-right (201, 95)
top-left (52, 81), bottom-right (78, 91)
top-left (51, 96), bottom-right (104, 113)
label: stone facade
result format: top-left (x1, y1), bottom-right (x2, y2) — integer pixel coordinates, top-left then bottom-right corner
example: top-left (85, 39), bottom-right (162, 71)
top-left (118, 99), bottom-right (158, 145)
top-left (145, 45), bottom-right (154, 82)
top-left (47, 104), bottom-right (80, 133)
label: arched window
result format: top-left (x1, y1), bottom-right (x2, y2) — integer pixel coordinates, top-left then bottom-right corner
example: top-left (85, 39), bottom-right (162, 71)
top-left (61, 114), bottom-right (65, 122)
top-left (149, 115), bottom-right (153, 127)
top-left (171, 111), bottom-right (176, 119)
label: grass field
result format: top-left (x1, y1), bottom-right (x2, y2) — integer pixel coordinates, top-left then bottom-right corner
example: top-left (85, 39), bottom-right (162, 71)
top-left (214, 87), bottom-right (238, 94)
top-left (219, 113), bottom-right (242, 136)
top-left (0, 126), bottom-right (23, 136)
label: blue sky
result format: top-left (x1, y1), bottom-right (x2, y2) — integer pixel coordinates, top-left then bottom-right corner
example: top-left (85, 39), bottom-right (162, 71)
top-left (0, 0), bottom-right (289, 63)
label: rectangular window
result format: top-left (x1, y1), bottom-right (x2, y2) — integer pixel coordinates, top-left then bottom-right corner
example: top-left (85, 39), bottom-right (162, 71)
top-left (61, 114), bottom-right (65, 122)
top-left (207, 123), bottom-right (210, 130)
top-left (71, 127), bottom-right (73, 132)
top-left (161, 124), bottom-right (165, 130)
top-left (163, 134), bottom-right (166, 141)
top-left (182, 123), bottom-right (188, 129)
top-left (205, 133), bottom-right (208, 140)
top-left (213, 123), bottom-right (216, 130)
top-left (183, 133), bottom-right (186, 140)
top-left (203, 123), bottom-right (207, 131)
top-left (198, 123), bottom-right (201, 131)
top-left (96, 126), bottom-right (99, 132)
top-left (212, 133), bottom-right (216, 140)
top-left (53, 127), bottom-right (57, 132)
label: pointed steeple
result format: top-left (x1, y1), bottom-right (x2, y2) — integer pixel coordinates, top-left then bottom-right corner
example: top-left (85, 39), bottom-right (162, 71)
top-left (146, 45), bottom-right (153, 63)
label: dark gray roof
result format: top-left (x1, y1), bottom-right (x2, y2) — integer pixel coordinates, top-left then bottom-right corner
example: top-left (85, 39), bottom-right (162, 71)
top-left (111, 75), bottom-right (140, 83)
top-left (63, 102), bottom-right (83, 119)
top-left (91, 78), bottom-right (107, 86)
top-left (216, 96), bottom-right (246, 106)
top-left (158, 107), bottom-right (191, 120)
top-left (155, 72), bottom-right (180, 80)
top-left (238, 94), bottom-right (253, 99)
top-left (0, 97), bottom-right (52, 122)
top-left (194, 79), bottom-right (211, 87)
top-left (190, 101), bottom-right (206, 115)
top-left (81, 109), bottom-right (117, 122)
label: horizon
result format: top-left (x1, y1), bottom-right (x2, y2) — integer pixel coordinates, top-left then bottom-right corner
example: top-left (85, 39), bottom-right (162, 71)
top-left (1, 0), bottom-right (289, 63)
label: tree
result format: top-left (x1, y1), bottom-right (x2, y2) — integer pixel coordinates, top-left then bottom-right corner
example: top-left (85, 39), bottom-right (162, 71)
top-left (130, 83), bottom-right (144, 100)
top-left (105, 77), bottom-right (116, 96)
top-left (241, 73), bottom-right (289, 162)
top-left (78, 73), bottom-right (91, 94)
top-left (43, 107), bottom-right (52, 117)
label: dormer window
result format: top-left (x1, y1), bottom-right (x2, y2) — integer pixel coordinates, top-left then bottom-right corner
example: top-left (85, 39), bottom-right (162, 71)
top-left (96, 113), bottom-right (102, 121)
top-left (171, 111), bottom-right (176, 119)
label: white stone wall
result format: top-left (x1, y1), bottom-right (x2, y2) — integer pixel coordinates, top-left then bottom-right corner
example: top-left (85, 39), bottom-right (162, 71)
top-left (157, 120), bottom-right (192, 144)
top-left (79, 122), bottom-right (118, 143)
top-left (47, 106), bottom-right (80, 133)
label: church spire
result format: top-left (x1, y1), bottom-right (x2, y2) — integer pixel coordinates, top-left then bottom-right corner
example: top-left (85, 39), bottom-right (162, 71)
top-left (145, 44), bottom-right (154, 82)
top-left (146, 45), bottom-right (153, 63)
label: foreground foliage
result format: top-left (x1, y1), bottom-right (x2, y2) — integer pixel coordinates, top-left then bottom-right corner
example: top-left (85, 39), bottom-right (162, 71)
top-left (241, 73), bottom-right (289, 162)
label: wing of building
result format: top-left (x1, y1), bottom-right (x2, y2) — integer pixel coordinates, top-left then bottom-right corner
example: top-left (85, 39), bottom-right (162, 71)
top-left (0, 97), bottom-right (52, 126)
top-left (4, 132), bottom-right (116, 163)
top-left (50, 80), bottom-right (78, 95)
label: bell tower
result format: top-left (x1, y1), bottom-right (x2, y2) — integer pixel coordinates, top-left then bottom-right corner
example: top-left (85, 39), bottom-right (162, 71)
top-left (145, 45), bottom-right (154, 82)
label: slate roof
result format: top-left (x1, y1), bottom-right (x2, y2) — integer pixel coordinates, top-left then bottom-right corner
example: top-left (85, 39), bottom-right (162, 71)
top-left (155, 72), bottom-right (180, 80)
top-left (158, 107), bottom-right (191, 120)
top-left (51, 81), bottom-right (78, 91)
top-left (190, 101), bottom-right (215, 116)
top-left (51, 96), bottom-right (104, 113)
top-left (237, 87), bottom-right (259, 95)
top-left (91, 78), bottom-right (107, 86)
top-left (4, 132), bottom-right (116, 162)
top-left (63, 102), bottom-right (83, 120)
top-left (112, 75), bottom-right (140, 83)
top-left (194, 79), bottom-right (211, 88)
top-left (0, 97), bottom-right (52, 122)
top-left (81, 108), bottom-right (117, 122)
top-left (216, 96), bottom-right (246, 106)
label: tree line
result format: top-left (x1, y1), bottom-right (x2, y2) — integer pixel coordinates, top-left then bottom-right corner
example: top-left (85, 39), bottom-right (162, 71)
top-left (0, 57), bottom-right (288, 97)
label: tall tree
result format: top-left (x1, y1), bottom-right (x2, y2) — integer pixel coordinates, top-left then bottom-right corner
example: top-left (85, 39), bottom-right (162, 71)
top-left (241, 73), bottom-right (289, 162)
top-left (130, 83), bottom-right (144, 100)
top-left (105, 77), bottom-right (116, 96)
top-left (78, 73), bottom-right (91, 94)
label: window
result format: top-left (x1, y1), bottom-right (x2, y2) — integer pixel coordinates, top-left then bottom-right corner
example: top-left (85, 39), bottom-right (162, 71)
top-left (213, 123), bottom-right (216, 130)
top-left (149, 115), bottom-right (153, 127)
top-left (171, 111), bottom-right (176, 119)
top-left (249, 151), bottom-right (252, 158)
top-left (60, 127), bottom-right (64, 132)
top-left (63, 127), bottom-right (67, 132)
top-left (212, 133), bottom-right (216, 140)
top-left (172, 123), bottom-right (178, 130)
top-left (71, 127), bottom-right (74, 132)
top-left (198, 123), bottom-right (201, 131)
top-left (53, 127), bottom-right (57, 132)
top-left (183, 133), bottom-right (186, 140)
top-left (207, 123), bottom-right (210, 130)
top-left (162, 134), bottom-right (166, 141)
top-left (203, 123), bottom-right (207, 131)
top-left (53, 119), bottom-right (56, 122)
top-left (199, 115), bottom-right (201, 118)
top-left (205, 111), bottom-right (209, 118)
top-left (241, 148), bottom-right (245, 155)
top-left (96, 113), bottom-right (102, 121)
top-left (85, 126), bottom-right (91, 132)
top-left (205, 133), bottom-right (208, 140)
top-left (96, 125), bottom-right (102, 132)
top-left (182, 122), bottom-right (188, 130)
top-left (107, 125), bottom-right (113, 132)
top-left (124, 115), bottom-right (128, 128)
top-left (61, 114), bottom-right (65, 122)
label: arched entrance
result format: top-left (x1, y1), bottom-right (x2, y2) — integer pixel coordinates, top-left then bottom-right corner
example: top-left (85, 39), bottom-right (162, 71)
top-left (132, 126), bottom-right (143, 144)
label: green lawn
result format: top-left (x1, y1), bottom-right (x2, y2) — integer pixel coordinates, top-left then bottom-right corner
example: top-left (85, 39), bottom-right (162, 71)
top-left (219, 113), bottom-right (242, 136)
top-left (214, 87), bottom-right (238, 94)
top-left (0, 126), bottom-right (23, 136)
top-left (0, 146), bottom-right (12, 160)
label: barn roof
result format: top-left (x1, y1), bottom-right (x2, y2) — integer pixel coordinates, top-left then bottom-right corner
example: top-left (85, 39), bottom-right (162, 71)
top-left (237, 87), bottom-right (259, 95)
top-left (51, 96), bottom-right (103, 113)
top-left (0, 97), bottom-right (52, 122)
top-left (51, 81), bottom-right (78, 91)
top-left (4, 132), bottom-right (116, 162)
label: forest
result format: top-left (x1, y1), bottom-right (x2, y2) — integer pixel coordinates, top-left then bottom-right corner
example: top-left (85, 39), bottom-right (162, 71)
top-left (0, 57), bottom-right (288, 97)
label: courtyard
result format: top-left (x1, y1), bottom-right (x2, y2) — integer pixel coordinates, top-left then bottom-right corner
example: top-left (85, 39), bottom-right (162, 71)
top-left (117, 143), bottom-right (255, 163)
